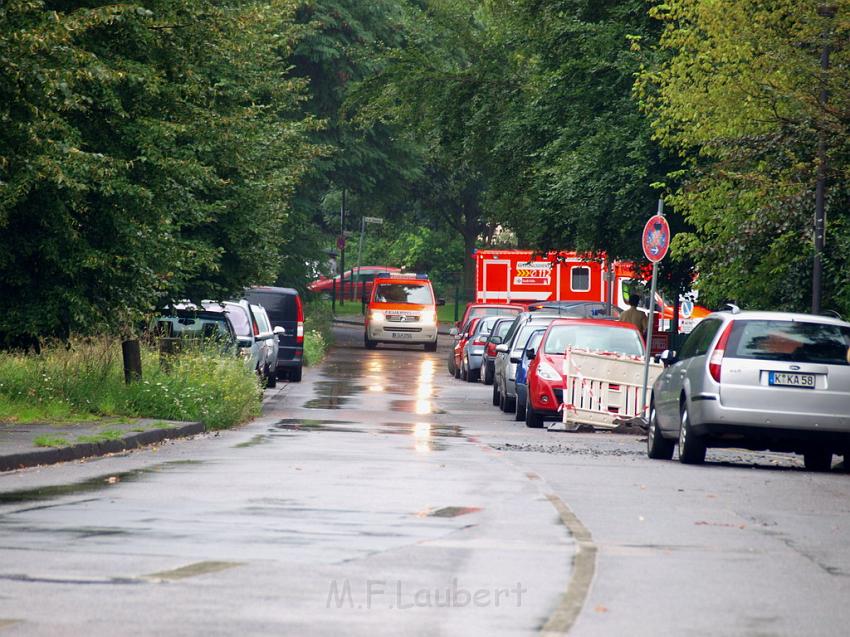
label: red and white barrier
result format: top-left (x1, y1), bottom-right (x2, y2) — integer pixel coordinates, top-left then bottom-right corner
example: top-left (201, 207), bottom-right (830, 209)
top-left (555, 348), bottom-right (663, 430)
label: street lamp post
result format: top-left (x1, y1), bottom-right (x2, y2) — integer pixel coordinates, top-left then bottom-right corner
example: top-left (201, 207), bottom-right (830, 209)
top-left (813, 4), bottom-right (837, 314)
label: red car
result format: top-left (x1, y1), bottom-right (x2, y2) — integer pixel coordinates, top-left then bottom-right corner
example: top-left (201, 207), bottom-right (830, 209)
top-left (448, 302), bottom-right (526, 376)
top-left (525, 318), bottom-right (646, 428)
top-left (308, 266), bottom-right (402, 301)
top-left (453, 317), bottom-right (481, 380)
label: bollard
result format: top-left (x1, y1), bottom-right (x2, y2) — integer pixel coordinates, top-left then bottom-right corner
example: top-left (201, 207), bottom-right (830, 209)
top-left (122, 339), bottom-right (142, 384)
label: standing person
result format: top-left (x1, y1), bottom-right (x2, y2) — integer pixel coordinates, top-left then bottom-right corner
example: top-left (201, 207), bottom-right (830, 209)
top-left (621, 294), bottom-right (648, 334)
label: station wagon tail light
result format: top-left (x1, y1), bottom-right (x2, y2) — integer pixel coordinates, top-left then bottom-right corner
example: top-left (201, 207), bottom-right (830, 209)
top-left (296, 295), bottom-right (304, 344)
top-left (708, 321), bottom-right (734, 383)
top-left (252, 319), bottom-right (260, 337)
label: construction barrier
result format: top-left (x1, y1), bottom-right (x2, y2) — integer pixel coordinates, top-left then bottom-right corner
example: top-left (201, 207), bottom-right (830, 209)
top-left (559, 348), bottom-right (663, 430)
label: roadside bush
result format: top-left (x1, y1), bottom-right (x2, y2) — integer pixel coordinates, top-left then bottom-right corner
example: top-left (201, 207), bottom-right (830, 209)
top-left (124, 349), bottom-right (261, 430)
top-left (303, 300), bottom-right (334, 366)
top-left (0, 339), bottom-right (261, 429)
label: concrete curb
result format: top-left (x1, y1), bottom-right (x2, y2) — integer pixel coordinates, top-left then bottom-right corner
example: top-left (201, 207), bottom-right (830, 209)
top-left (0, 422), bottom-right (205, 473)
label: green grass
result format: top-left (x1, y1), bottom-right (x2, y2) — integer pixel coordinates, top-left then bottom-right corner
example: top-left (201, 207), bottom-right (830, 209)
top-left (76, 428), bottom-right (124, 444)
top-left (33, 435), bottom-right (71, 448)
top-left (0, 338), bottom-right (262, 430)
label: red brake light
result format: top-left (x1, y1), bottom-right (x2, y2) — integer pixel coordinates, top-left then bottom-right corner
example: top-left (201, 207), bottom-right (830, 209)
top-left (708, 321), bottom-right (734, 383)
top-left (296, 295), bottom-right (304, 344)
top-left (252, 320), bottom-right (259, 336)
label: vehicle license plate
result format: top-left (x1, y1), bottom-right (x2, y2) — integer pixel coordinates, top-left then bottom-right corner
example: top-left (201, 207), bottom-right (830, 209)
top-left (390, 332), bottom-right (413, 340)
top-left (768, 371), bottom-right (815, 389)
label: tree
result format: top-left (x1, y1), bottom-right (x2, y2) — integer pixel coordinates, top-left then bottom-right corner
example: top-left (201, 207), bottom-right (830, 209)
top-left (0, 0), bottom-right (316, 345)
top-left (637, 0), bottom-right (850, 314)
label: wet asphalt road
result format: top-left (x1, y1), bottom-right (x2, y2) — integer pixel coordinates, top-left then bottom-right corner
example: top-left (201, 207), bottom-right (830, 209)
top-left (1, 322), bottom-right (849, 636)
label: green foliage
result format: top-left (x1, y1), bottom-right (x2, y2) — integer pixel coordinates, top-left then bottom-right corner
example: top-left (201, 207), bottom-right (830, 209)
top-left (33, 435), bottom-right (71, 448)
top-left (639, 0), bottom-right (850, 313)
top-left (0, 338), bottom-right (261, 429)
top-left (302, 298), bottom-right (333, 364)
top-left (286, 0), bottom-right (425, 288)
top-left (0, 1), bottom-right (317, 343)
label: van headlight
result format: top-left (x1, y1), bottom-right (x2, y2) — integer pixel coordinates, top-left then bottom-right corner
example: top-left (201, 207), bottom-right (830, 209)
top-left (420, 310), bottom-right (436, 325)
top-left (370, 311), bottom-right (385, 322)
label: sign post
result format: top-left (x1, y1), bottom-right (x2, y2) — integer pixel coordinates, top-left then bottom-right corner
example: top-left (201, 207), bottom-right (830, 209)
top-left (356, 216), bottom-right (384, 312)
top-left (640, 200), bottom-right (671, 418)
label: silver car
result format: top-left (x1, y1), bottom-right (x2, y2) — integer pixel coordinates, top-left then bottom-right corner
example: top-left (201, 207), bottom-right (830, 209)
top-left (459, 316), bottom-right (502, 383)
top-left (493, 313), bottom-right (560, 413)
top-left (219, 300), bottom-right (281, 388)
top-left (648, 310), bottom-right (850, 471)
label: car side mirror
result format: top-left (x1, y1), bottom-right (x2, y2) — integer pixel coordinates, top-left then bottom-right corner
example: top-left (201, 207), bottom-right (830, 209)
top-left (436, 298), bottom-right (446, 306)
top-left (237, 337), bottom-right (253, 348)
top-left (655, 349), bottom-right (677, 367)
top-left (449, 327), bottom-right (459, 337)
top-left (496, 344), bottom-right (509, 353)
top-left (490, 336), bottom-right (503, 345)
top-left (525, 347), bottom-right (536, 359)
top-left (273, 326), bottom-right (286, 335)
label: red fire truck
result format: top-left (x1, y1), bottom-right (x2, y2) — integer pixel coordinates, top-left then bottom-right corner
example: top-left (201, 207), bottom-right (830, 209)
top-left (474, 250), bottom-right (708, 335)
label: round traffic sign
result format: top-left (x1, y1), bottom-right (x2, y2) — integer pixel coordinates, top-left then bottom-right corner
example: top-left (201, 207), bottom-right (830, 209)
top-left (642, 215), bottom-right (671, 262)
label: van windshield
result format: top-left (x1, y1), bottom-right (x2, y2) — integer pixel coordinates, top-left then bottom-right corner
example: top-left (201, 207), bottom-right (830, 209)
top-left (727, 320), bottom-right (850, 365)
top-left (373, 283), bottom-right (433, 305)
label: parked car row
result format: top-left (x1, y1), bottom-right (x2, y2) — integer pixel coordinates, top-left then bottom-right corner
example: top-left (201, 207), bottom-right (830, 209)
top-left (449, 304), bottom-right (646, 429)
top-left (449, 303), bottom-right (850, 471)
top-left (153, 286), bottom-right (304, 386)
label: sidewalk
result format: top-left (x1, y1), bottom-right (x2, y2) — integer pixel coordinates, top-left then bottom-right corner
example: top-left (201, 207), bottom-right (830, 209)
top-left (0, 418), bottom-right (204, 472)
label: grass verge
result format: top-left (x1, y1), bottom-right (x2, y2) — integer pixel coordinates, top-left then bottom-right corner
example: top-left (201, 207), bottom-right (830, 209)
top-left (0, 338), bottom-right (262, 430)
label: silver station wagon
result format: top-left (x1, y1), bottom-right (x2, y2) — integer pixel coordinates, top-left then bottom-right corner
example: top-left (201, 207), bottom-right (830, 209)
top-left (647, 311), bottom-right (850, 471)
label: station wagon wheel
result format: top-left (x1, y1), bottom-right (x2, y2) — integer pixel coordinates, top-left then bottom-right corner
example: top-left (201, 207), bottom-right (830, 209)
top-left (492, 383), bottom-right (500, 406)
top-left (646, 403), bottom-right (674, 460)
top-left (803, 448), bottom-right (833, 472)
top-left (266, 364), bottom-right (277, 389)
top-left (678, 401), bottom-right (706, 465)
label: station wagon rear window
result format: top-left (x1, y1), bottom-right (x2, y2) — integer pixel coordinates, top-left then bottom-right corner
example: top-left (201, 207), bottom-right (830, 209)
top-left (727, 320), bottom-right (850, 365)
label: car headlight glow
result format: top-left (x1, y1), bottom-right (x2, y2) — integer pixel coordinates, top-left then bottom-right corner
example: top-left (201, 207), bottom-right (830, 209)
top-left (370, 311), bottom-right (385, 322)
top-left (420, 310), bottom-right (436, 325)
top-left (537, 361), bottom-right (562, 382)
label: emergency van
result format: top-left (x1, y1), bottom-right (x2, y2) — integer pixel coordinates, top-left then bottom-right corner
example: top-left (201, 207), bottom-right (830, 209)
top-left (365, 273), bottom-right (444, 351)
top-left (474, 249), bottom-right (709, 335)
